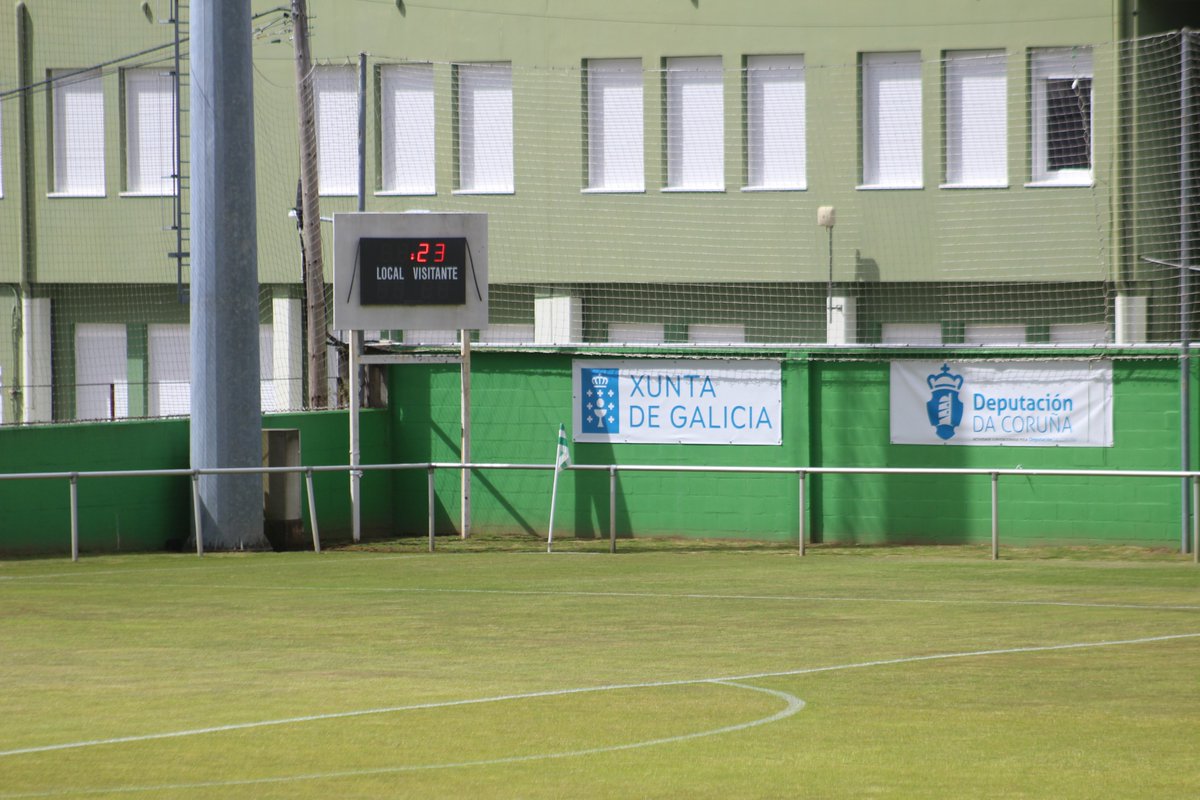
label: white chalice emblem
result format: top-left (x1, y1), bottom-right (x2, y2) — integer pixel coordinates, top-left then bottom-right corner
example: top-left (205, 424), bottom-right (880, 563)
top-left (590, 373), bottom-right (611, 428)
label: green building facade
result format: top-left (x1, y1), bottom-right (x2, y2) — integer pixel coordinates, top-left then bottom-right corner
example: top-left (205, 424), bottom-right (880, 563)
top-left (0, 0), bottom-right (1198, 424)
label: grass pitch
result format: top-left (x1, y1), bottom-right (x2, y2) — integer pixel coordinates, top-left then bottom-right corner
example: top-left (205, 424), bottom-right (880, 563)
top-left (1, 540), bottom-right (1198, 798)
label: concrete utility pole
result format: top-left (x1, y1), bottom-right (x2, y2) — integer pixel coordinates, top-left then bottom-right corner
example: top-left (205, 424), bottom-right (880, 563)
top-left (189, 0), bottom-right (266, 549)
top-left (292, 0), bottom-right (328, 408)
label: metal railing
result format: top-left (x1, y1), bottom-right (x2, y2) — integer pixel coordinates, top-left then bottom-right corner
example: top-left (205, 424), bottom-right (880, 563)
top-left (0, 462), bottom-right (1197, 563)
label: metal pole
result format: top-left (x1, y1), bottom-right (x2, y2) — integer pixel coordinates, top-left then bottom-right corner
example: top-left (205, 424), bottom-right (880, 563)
top-left (990, 472), bottom-right (999, 561)
top-left (1193, 474), bottom-right (1199, 564)
top-left (798, 470), bottom-right (806, 557)
top-left (349, 53), bottom-right (367, 544)
top-left (69, 474), bottom-right (79, 562)
top-left (1182, 30), bottom-right (1195, 554)
top-left (190, 0), bottom-right (265, 550)
top-left (358, 52), bottom-right (366, 208)
top-left (191, 472), bottom-right (204, 557)
top-left (427, 465), bottom-right (436, 552)
top-left (460, 331), bottom-right (471, 538)
top-left (305, 468), bottom-right (321, 553)
top-left (826, 227), bottom-right (834, 341)
top-left (547, 463), bottom-right (561, 553)
top-left (15, 3), bottom-right (33, 422)
top-left (609, 465), bottom-right (617, 553)
top-left (350, 337), bottom-right (361, 543)
top-left (292, 0), bottom-right (327, 409)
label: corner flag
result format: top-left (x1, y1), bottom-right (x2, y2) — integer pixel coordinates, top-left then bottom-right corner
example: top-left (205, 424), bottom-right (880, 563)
top-left (548, 424), bottom-right (570, 552)
top-left (555, 424), bottom-right (571, 470)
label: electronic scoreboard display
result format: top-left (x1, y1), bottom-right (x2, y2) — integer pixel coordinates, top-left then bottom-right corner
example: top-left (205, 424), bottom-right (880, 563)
top-left (357, 237), bottom-right (468, 306)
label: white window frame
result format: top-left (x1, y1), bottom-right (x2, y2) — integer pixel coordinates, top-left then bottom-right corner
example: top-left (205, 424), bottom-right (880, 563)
top-left (75, 324), bottom-right (129, 420)
top-left (380, 63), bottom-right (436, 196)
top-left (664, 56), bottom-right (725, 192)
top-left (860, 52), bottom-right (923, 190)
top-left (1029, 47), bottom-right (1094, 187)
top-left (607, 322), bottom-right (665, 344)
top-left (1049, 322), bottom-right (1108, 344)
top-left (881, 322), bottom-right (943, 345)
top-left (404, 329), bottom-right (460, 345)
top-left (123, 69), bottom-right (177, 196)
top-left (148, 323), bottom-right (190, 417)
top-left (313, 65), bottom-right (359, 196)
top-left (479, 323), bottom-right (536, 344)
top-left (964, 324), bottom-right (1027, 345)
top-left (687, 323), bottom-right (746, 344)
top-left (943, 50), bottom-right (1007, 188)
top-left (585, 58), bottom-right (644, 193)
top-left (51, 68), bottom-right (106, 197)
top-left (745, 54), bottom-right (806, 191)
top-left (455, 62), bottom-right (514, 194)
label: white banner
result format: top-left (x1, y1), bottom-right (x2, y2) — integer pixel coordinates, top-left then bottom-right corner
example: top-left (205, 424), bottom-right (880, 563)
top-left (573, 359), bottom-right (782, 445)
top-left (890, 361), bottom-right (1113, 447)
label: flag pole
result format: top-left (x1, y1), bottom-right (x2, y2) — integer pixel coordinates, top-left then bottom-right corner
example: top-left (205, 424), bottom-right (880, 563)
top-left (548, 424), bottom-right (569, 553)
top-left (547, 461), bottom-right (561, 553)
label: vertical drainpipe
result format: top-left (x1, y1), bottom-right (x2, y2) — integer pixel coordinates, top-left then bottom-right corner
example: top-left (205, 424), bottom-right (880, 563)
top-left (14, 1), bottom-right (32, 422)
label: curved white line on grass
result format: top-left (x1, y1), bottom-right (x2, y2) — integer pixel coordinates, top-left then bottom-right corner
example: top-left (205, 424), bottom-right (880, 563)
top-left (1, 631), bottom-right (1196, 761)
top-left (0, 682), bottom-right (803, 799)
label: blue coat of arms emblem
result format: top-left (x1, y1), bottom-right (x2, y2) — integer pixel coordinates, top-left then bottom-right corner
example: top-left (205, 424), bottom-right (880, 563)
top-left (926, 364), bottom-right (964, 440)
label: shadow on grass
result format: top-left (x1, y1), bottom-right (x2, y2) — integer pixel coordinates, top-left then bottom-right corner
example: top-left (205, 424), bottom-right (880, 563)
top-left (328, 534), bottom-right (1193, 563)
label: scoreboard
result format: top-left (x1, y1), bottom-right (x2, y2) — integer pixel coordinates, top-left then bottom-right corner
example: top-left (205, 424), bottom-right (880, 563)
top-left (333, 213), bottom-right (488, 331)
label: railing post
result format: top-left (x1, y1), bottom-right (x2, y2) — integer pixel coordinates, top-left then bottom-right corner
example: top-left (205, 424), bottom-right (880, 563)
top-left (69, 474), bottom-right (79, 562)
top-left (991, 472), bottom-right (999, 561)
top-left (798, 470), bottom-right (806, 557)
top-left (428, 465), bottom-right (436, 552)
top-left (191, 471), bottom-right (204, 557)
top-left (1193, 475), bottom-right (1199, 565)
top-left (305, 468), bottom-right (321, 553)
top-left (609, 465), bottom-right (617, 554)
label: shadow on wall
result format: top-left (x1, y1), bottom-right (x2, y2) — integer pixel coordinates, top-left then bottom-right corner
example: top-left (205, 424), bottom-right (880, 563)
top-left (573, 441), bottom-right (633, 541)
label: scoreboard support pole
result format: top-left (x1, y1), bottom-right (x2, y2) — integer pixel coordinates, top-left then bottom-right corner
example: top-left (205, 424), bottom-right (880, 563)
top-left (350, 329), bottom-right (362, 543)
top-left (461, 330), bottom-right (472, 538)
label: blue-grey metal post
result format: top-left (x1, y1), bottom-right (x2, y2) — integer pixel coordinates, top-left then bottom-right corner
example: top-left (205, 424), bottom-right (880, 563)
top-left (69, 475), bottom-right (79, 562)
top-left (191, 472), bottom-right (204, 557)
top-left (798, 470), bottom-right (806, 557)
top-left (428, 466), bottom-right (436, 552)
top-left (1182, 30), bottom-right (1195, 554)
top-left (305, 468), bottom-right (321, 553)
top-left (189, 0), bottom-right (265, 550)
top-left (991, 472), bottom-right (999, 560)
top-left (609, 465), bottom-right (617, 553)
top-left (1193, 474), bottom-right (1199, 564)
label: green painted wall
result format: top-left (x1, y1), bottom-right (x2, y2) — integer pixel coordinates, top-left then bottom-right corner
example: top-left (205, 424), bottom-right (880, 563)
top-left (0, 349), bottom-right (1194, 554)
top-left (0, 409), bottom-right (393, 554)
top-left (389, 349), bottom-right (1192, 547)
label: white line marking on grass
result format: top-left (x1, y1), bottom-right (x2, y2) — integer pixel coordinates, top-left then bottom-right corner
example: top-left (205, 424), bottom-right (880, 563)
top-left (1, 631), bottom-right (1195, 763)
top-left (0, 683), bottom-right (803, 798)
